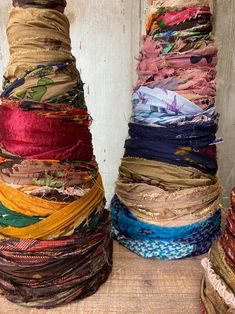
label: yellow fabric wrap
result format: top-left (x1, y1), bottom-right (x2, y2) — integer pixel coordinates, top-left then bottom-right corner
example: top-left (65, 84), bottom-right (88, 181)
top-left (0, 179), bottom-right (68, 217)
top-left (0, 174), bottom-right (104, 239)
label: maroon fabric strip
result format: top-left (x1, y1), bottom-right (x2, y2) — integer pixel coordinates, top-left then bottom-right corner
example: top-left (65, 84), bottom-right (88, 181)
top-left (0, 105), bottom-right (93, 161)
top-left (12, 0), bottom-right (67, 12)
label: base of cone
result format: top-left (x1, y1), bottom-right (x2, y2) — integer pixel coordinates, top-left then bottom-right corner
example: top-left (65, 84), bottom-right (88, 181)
top-left (111, 226), bottom-right (219, 260)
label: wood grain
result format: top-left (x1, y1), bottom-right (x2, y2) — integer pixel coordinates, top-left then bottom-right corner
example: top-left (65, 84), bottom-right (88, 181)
top-left (214, 0), bottom-right (235, 206)
top-left (0, 242), bottom-right (203, 314)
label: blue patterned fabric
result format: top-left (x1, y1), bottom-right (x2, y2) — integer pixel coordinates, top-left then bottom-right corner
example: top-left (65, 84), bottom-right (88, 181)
top-left (110, 195), bottom-right (221, 260)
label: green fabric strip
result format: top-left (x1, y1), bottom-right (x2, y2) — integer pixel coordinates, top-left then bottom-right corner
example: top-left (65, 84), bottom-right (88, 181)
top-left (0, 203), bottom-right (45, 228)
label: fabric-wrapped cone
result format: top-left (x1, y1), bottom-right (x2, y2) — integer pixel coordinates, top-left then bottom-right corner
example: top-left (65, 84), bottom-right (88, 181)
top-left (0, 0), bottom-right (112, 308)
top-left (110, 0), bottom-right (221, 260)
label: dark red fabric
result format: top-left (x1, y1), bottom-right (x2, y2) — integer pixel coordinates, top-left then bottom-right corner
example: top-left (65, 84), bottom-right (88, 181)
top-left (200, 300), bottom-right (207, 314)
top-left (12, 0), bottom-right (67, 12)
top-left (220, 229), bottom-right (235, 269)
top-left (1, 98), bottom-right (92, 127)
top-left (225, 208), bottom-right (235, 235)
top-left (0, 105), bottom-right (93, 161)
top-left (198, 145), bottom-right (217, 161)
top-left (231, 187), bottom-right (235, 210)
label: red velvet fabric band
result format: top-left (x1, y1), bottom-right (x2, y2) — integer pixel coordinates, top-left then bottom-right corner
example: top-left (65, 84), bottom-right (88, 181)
top-left (1, 98), bottom-right (92, 127)
top-left (0, 105), bottom-right (93, 161)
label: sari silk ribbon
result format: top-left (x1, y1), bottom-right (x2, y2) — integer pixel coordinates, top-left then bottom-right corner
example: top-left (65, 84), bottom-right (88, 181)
top-left (201, 242), bottom-right (235, 313)
top-left (0, 212), bottom-right (112, 309)
top-left (124, 136), bottom-right (217, 174)
top-left (115, 178), bottom-right (220, 220)
top-left (209, 241), bottom-right (235, 294)
top-left (13, 0), bottom-right (67, 12)
top-left (200, 276), bottom-right (234, 314)
top-left (111, 195), bottom-right (221, 241)
top-left (0, 105), bottom-right (93, 161)
top-left (146, 3), bottom-right (212, 34)
top-left (0, 174), bottom-right (104, 239)
top-left (1, 98), bottom-right (92, 127)
top-left (119, 157), bottom-right (216, 190)
top-left (111, 1), bottom-right (220, 261)
top-left (131, 85), bottom-right (216, 125)
top-left (128, 122), bottom-right (218, 147)
top-left (0, 0), bottom-right (112, 309)
top-left (0, 202), bottom-right (43, 227)
top-left (231, 187), bottom-right (235, 209)
top-left (0, 158), bottom-right (98, 187)
top-left (111, 195), bottom-right (220, 259)
top-left (200, 186), bottom-right (235, 313)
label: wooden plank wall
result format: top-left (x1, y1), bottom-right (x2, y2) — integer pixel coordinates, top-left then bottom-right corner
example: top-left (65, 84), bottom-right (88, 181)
top-left (214, 0), bottom-right (235, 205)
top-left (0, 0), bottom-right (234, 203)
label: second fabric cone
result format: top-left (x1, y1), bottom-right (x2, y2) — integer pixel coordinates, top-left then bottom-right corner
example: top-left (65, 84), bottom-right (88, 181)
top-left (111, 0), bottom-right (221, 259)
top-left (0, 0), bottom-right (112, 308)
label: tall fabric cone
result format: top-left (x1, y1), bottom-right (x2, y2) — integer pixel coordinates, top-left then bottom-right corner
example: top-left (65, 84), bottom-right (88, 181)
top-left (110, 0), bottom-right (221, 260)
top-left (201, 188), bottom-right (235, 313)
top-left (0, 0), bottom-right (112, 308)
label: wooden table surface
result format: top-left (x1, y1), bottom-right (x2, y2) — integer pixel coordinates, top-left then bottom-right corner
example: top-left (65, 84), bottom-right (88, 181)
top-left (0, 241), bottom-right (203, 314)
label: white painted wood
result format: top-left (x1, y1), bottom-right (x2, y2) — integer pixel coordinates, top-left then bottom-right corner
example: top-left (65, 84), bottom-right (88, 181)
top-left (0, 0), bottom-right (234, 206)
top-left (66, 1), bottom-right (143, 202)
top-left (214, 0), bottom-right (235, 206)
top-left (0, 2), bottom-right (11, 76)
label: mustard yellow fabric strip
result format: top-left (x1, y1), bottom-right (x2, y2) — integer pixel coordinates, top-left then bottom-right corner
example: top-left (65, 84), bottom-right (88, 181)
top-left (0, 178), bottom-right (68, 216)
top-left (0, 174), bottom-right (104, 239)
